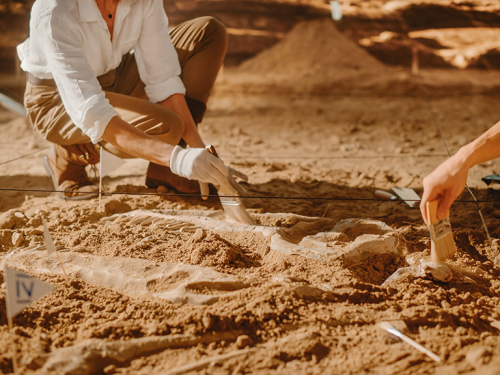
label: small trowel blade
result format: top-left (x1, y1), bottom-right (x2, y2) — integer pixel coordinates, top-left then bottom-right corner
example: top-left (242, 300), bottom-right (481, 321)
top-left (391, 187), bottom-right (421, 208)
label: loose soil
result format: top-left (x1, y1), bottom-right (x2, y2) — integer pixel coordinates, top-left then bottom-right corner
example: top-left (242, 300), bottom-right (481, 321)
top-left (1, 19), bottom-right (500, 375)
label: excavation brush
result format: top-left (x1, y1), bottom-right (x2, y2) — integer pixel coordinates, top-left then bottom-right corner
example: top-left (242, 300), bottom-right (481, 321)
top-left (206, 145), bottom-right (256, 225)
top-left (426, 200), bottom-right (457, 262)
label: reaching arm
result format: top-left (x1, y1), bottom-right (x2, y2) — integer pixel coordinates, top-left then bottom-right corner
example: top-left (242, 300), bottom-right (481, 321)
top-left (159, 93), bottom-right (205, 148)
top-left (101, 116), bottom-right (175, 166)
top-left (421, 121), bottom-right (500, 223)
top-left (101, 115), bottom-right (228, 187)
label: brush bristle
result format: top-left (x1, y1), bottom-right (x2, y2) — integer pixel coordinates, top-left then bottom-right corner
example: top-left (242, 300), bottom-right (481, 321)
top-left (222, 203), bottom-right (256, 225)
top-left (430, 232), bottom-right (457, 262)
top-left (427, 200), bottom-right (457, 262)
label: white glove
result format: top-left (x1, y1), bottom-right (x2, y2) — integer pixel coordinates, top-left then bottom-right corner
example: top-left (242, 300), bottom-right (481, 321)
top-left (170, 146), bottom-right (229, 187)
top-left (199, 166), bottom-right (249, 200)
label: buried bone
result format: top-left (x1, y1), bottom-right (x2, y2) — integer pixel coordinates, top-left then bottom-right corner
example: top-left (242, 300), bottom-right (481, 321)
top-left (270, 218), bottom-right (406, 262)
top-left (383, 261), bottom-right (453, 286)
top-left (103, 211), bottom-right (406, 264)
top-left (8, 250), bottom-right (249, 305)
top-left (29, 332), bottom-right (240, 375)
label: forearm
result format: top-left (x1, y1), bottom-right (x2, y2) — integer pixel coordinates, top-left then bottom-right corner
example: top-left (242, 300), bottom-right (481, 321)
top-left (101, 116), bottom-right (174, 166)
top-left (458, 121), bottom-right (500, 169)
top-left (421, 120), bottom-right (500, 221)
top-left (160, 94), bottom-right (205, 148)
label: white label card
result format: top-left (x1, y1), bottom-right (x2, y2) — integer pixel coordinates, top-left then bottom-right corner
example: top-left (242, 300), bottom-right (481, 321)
top-left (4, 266), bottom-right (54, 319)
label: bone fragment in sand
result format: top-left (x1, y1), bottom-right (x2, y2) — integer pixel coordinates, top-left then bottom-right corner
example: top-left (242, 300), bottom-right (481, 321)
top-left (166, 348), bottom-right (254, 375)
top-left (270, 218), bottom-right (406, 262)
top-left (382, 261), bottom-right (453, 286)
top-left (29, 332), bottom-right (240, 375)
top-left (8, 250), bottom-right (249, 305)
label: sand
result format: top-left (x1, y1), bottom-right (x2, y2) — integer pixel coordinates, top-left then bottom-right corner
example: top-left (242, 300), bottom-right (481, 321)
top-left (1, 18), bottom-right (500, 375)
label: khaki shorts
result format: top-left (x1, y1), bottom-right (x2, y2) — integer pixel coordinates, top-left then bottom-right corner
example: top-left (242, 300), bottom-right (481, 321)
top-left (24, 16), bottom-right (228, 155)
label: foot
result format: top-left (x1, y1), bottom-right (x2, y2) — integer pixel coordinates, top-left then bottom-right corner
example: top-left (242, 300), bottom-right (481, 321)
top-left (44, 146), bottom-right (98, 200)
top-left (146, 163), bottom-right (200, 194)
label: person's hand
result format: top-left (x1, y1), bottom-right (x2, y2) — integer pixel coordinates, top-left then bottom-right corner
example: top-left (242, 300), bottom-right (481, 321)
top-left (170, 146), bottom-right (229, 187)
top-left (420, 154), bottom-right (469, 224)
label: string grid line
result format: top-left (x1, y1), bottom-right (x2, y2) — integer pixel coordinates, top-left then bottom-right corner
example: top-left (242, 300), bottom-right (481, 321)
top-left (0, 93), bottom-right (498, 216)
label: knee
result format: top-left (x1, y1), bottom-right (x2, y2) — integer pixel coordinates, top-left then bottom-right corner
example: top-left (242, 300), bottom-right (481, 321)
top-left (155, 109), bottom-right (185, 146)
top-left (201, 16), bottom-right (228, 53)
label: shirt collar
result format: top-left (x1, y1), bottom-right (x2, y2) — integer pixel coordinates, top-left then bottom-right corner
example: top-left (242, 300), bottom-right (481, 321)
top-left (77, 0), bottom-right (138, 22)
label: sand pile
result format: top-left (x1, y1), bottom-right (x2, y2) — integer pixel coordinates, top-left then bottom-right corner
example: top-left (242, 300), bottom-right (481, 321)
top-left (233, 18), bottom-right (500, 95)
top-left (238, 19), bottom-right (387, 86)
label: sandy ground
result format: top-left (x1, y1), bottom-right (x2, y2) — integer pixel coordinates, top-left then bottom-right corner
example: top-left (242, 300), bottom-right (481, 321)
top-left (1, 20), bottom-right (500, 375)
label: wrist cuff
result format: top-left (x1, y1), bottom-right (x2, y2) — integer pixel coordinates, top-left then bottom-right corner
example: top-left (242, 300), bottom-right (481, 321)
top-left (169, 145), bottom-right (184, 176)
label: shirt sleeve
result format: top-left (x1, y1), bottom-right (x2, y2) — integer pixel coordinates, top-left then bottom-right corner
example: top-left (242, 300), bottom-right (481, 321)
top-left (38, 14), bottom-right (119, 144)
top-left (133, 0), bottom-right (186, 103)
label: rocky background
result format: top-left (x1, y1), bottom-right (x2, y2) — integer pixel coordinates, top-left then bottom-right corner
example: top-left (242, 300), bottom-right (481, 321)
top-left (1, 0), bottom-right (500, 74)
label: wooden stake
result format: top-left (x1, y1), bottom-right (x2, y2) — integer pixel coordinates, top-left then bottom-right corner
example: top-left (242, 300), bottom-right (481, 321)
top-left (55, 251), bottom-right (68, 281)
top-left (322, 203), bottom-right (332, 218)
top-left (412, 45), bottom-right (419, 76)
top-left (8, 317), bottom-right (19, 375)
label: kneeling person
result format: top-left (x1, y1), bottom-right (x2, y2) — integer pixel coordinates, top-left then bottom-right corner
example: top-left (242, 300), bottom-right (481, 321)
top-left (18, 0), bottom-right (229, 199)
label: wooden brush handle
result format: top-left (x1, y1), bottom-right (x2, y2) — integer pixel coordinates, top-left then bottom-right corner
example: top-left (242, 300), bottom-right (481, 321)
top-left (426, 200), bottom-right (449, 225)
top-left (206, 145), bottom-right (219, 158)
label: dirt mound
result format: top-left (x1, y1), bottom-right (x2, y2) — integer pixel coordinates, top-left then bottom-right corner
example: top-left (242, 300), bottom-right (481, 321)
top-left (239, 18), bottom-right (385, 82)
top-left (184, 231), bottom-right (259, 269)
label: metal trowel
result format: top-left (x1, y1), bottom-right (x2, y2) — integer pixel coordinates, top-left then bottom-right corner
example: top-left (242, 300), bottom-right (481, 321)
top-left (391, 187), bottom-right (421, 208)
top-left (206, 145), bottom-right (256, 225)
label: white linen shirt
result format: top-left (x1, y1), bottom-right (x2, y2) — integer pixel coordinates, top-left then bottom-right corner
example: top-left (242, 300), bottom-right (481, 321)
top-left (17, 0), bottom-right (186, 143)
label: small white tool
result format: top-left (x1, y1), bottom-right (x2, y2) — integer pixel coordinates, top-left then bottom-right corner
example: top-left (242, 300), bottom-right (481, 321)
top-left (374, 190), bottom-right (397, 200)
top-left (391, 187), bottom-right (421, 208)
top-left (379, 322), bottom-right (441, 362)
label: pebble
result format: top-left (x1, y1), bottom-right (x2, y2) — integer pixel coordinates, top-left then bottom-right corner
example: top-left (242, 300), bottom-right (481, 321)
top-left (441, 300), bottom-right (451, 309)
top-left (236, 335), bottom-right (252, 349)
top-left (12, 232), bottom-right (24, 247)
top-left (103, 364), bottom-right (117, 375)
top-left (202, 315), bottom-right (213, 329)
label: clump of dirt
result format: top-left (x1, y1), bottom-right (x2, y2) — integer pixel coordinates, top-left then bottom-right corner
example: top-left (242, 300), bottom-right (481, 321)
top-left (348, 252), bottom-right (403, 285)
top-left (104, 198), bottom-right (132, 216)
top-left (184, 230), bottom-right (258, 269)
top-left (0, 209), bottom-right (27, 229)
top-left (0, 230), bottom-right (15, 250)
